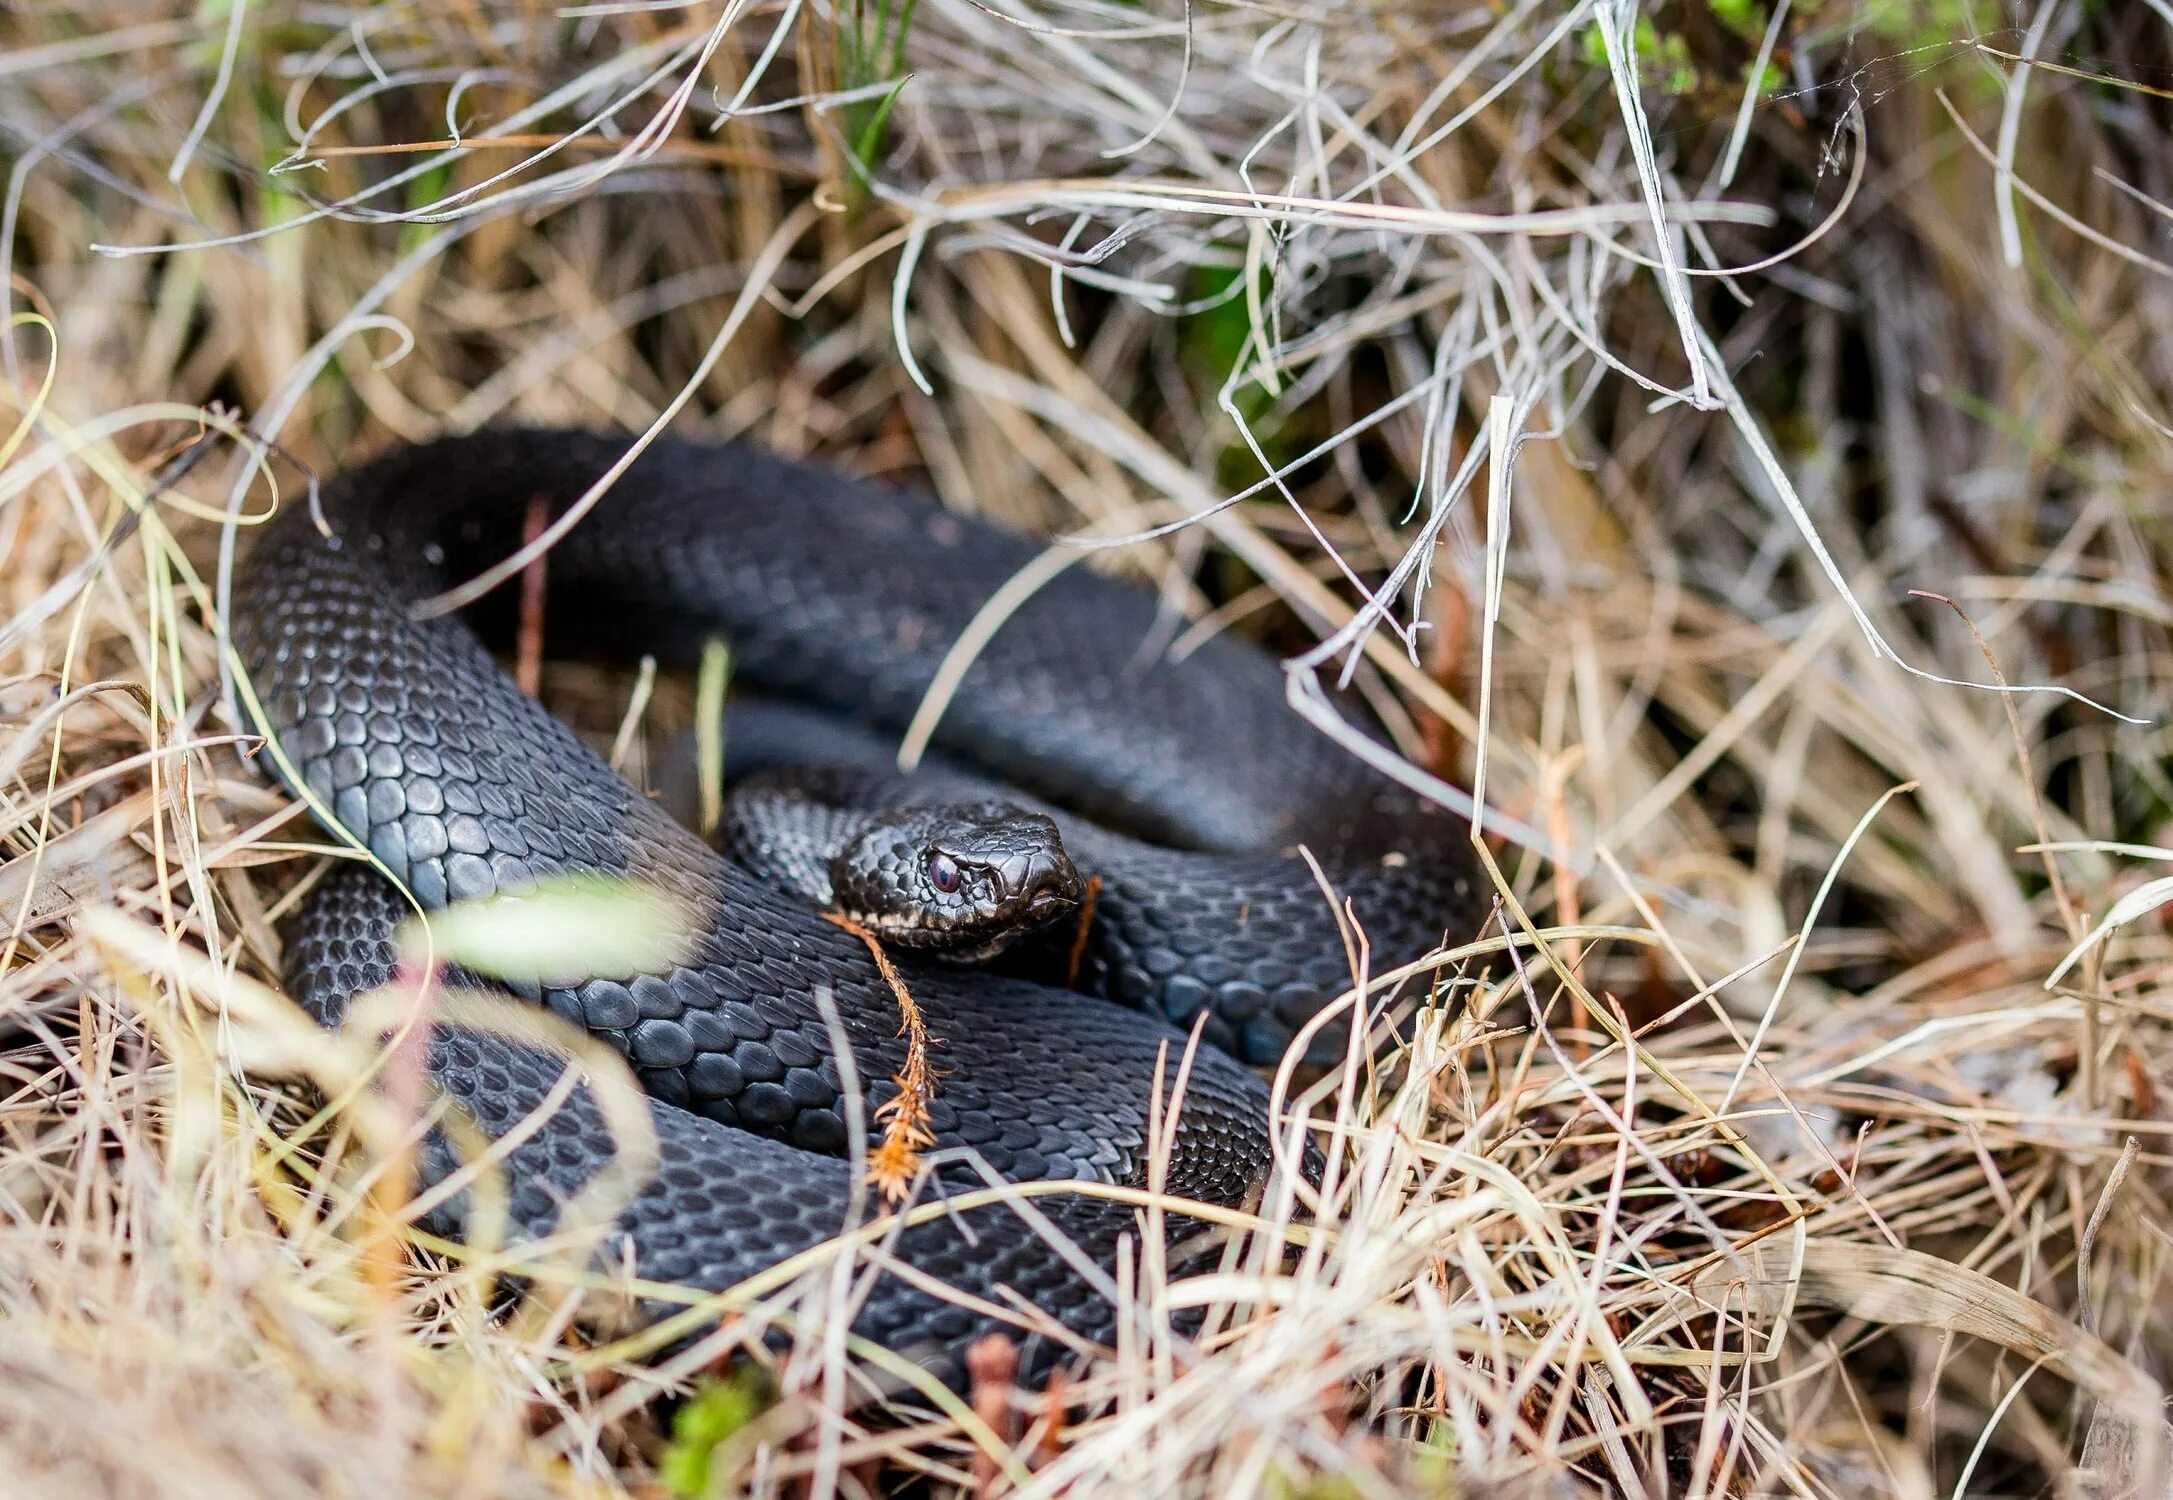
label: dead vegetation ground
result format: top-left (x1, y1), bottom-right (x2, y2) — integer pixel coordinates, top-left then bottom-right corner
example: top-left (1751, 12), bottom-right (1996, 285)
top-left (4, 2), bottom-right (2173, 1496)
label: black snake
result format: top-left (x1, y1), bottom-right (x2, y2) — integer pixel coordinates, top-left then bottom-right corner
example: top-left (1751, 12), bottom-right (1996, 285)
top-left (232, 428), bottom-right (1480, 1388)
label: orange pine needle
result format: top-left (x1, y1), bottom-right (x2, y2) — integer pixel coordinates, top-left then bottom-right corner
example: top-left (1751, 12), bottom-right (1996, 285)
top-left (823, 910), bottom-right (937, 1202)
top-left (1065, 874), bottom-right (1102, 987)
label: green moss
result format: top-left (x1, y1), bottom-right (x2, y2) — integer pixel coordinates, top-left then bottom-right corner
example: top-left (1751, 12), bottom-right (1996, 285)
top-left (1578, 16), bottom-right (1701, 98)
top-left (1797, 0), bottom-right (1977, 51)
top-left (1710, 0), bottom-right (1767, 37)
top-left (1262, 1443), bottom-right (1462, 1499)
top-left (399, 160), bottom-right (455, 257)
top-left (1179, 256), bottom-right (1293, 492)
top-left (1180, 258), bottom-right (1254, 382)
top-left (659, 1369), bottom-right (774, 1498)
top-left (1265, 1466), bottom-right (1372, 1500)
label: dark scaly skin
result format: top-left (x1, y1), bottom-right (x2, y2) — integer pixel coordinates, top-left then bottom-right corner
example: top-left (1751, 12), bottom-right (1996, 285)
top-left (233, 428), bottom-right (1479, 1381)
top-left (710, 750), bottom-right (1456, 1062)
top-left (572, 436), bottom-right (1478, 1062)
top-left (283, 872), bottom-right (1128, 1388)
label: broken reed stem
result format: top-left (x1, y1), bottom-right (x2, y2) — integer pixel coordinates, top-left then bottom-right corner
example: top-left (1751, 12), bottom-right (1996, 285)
top-left (966, 1332), bottom-right (1022, 1498)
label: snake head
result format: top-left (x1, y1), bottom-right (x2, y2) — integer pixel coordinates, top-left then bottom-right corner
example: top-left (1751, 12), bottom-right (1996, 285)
top-left (831, 800), bottom-right (1083, 961)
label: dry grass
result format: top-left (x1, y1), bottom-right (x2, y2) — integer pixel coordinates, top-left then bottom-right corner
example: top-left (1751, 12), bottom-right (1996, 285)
top-left (4, 1), bottom-right (2173, 1495)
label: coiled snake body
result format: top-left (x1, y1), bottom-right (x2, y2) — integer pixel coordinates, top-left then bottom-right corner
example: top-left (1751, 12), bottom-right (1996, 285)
top-left (234, 430), bottom-right (1478, 1385)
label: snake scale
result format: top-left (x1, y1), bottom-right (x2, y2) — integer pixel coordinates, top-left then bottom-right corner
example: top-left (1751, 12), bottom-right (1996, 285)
top-left (232, 428), bottom-right (1480, 1387)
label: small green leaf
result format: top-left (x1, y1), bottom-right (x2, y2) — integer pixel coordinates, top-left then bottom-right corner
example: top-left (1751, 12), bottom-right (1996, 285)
top-left (400, 872), bottom-right (696, 987)
top-left (1578, 22), bottom-right (1609, 70)
top-left (1180, 259), bottom-right (1251, 380)
top-left (849, 75), bottom-right (911, 185)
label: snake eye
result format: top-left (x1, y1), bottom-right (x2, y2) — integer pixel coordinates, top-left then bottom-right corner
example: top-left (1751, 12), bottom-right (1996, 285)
top-left (928, 851), bottom-right (963, 893)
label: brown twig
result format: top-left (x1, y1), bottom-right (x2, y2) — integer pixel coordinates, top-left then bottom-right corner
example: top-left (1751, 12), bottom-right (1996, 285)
top-left (1419, 545), bottom-right (1470, 778)
top-left (515, 495), bottom-right (549, 698)
top-left (1032, 1366), bottom-right (1070, 1466)
top-left (1065, 874), bottom-right (1102, 988)
top-left (966, 1332), bottom-right (1021, 1498)
top-left (1539, 746), bottom-right (1588, 1052)
top-left (822, 911), bottom-right (936, 1202)
top-left (365, 957), bottom-right (439, 1305)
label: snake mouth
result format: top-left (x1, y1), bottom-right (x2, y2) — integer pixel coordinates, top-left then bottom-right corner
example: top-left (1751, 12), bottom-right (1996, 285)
top-left (1024, 889), bottom-right (1077, 923)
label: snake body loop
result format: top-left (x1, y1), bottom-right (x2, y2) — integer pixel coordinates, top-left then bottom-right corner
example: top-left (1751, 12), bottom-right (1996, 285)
top-left (235, 429), bottom-right (1481, 1385)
